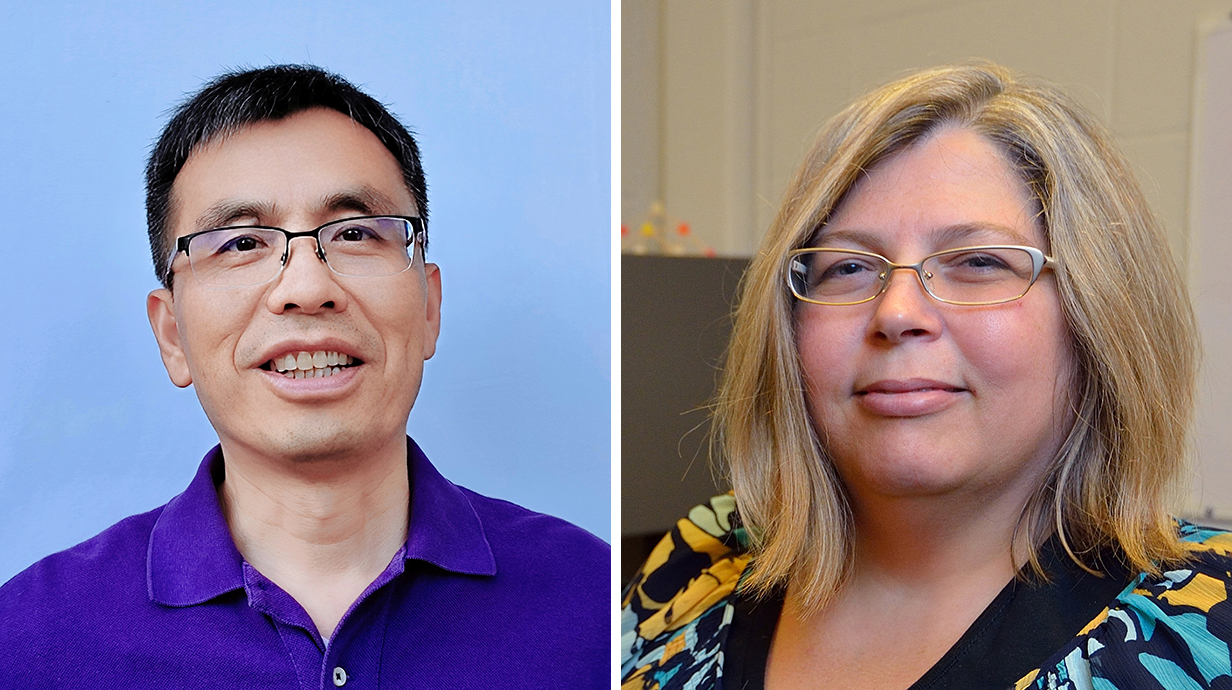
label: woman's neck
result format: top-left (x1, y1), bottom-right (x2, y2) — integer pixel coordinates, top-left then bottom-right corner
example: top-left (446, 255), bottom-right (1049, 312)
top-left (848, 487), bottom-right (1033, 588)
top-left (766, 482), bottom-right (1041, 690)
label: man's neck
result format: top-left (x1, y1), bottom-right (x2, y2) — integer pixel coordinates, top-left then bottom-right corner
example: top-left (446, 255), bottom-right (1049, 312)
top-left (217, 434), bottom-right (411, 640)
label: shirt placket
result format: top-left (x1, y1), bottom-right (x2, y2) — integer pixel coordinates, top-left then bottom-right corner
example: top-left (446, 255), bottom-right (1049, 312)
top-left (321, 584), bottom-right (395, 690)
top-left (243, 556), bottom-right (404, 690)
top-left (243, 563), bottom-right (327, 689)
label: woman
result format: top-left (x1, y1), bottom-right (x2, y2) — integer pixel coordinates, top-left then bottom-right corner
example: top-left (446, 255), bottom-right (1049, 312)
top-left (622, 63), bottom-right (1232, 690)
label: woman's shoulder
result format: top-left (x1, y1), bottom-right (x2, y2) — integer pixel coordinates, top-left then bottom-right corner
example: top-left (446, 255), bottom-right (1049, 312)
top-left (1016, 521), bottom-right (1232, 690)
top-left (621, 494), bottom-right (753, 690)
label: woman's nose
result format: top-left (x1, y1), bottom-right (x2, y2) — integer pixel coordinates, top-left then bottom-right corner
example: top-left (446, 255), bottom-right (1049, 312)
top-left (868, 267), bottom-right (943, 344)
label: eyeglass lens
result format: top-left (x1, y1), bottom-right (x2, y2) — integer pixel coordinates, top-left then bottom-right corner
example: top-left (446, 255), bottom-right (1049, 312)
top-left (789, 247), bottom-right (1039, 305)
top-left (187, 217), bottom-right (414, 287)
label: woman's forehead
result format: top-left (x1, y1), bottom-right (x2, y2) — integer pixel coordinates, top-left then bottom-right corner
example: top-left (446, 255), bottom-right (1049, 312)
top-left (812, 127), bottom-right (1044, 251)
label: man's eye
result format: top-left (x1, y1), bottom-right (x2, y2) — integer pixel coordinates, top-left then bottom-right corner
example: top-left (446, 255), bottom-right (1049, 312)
top-left (337, 226), bottom-right (374, 242)
top-left (219, 235), bottom-right (265, 252)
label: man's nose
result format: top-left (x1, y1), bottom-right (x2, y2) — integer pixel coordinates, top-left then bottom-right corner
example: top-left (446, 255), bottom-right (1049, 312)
top-left (264, 237), bottom-right (349, 315)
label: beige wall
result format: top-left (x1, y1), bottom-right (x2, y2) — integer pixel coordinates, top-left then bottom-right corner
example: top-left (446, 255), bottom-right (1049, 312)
top-left (622, 0), bottom-right (1232, 263)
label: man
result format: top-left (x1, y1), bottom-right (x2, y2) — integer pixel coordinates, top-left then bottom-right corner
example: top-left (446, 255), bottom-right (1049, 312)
top-left (0, 65), bottom-right (608, 688)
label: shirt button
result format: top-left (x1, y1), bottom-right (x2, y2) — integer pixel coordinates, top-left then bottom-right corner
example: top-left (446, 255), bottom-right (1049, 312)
top-left (332, 667), bottom-right (348, 686)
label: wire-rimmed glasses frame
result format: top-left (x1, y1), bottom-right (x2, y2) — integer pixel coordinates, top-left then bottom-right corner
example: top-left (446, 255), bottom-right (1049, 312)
top-left (167, 215), bottom-right (426, 288)
top-left (785, 244), bottom-right (1057, 306)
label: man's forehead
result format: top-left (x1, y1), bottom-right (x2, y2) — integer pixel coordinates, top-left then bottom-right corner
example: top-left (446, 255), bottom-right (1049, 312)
top-left (189, 107), bottom-right (374, 156)
top-left (169, 109), bottom-right (415, 233)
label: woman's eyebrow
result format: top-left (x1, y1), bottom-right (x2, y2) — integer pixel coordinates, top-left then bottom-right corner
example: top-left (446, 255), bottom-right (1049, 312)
top-left (933, 222), bottom-right (1034, 245)
top-left (815, 222), bottom-right (1034, 248)
top-left (811, 227), bottom-right (881, 248)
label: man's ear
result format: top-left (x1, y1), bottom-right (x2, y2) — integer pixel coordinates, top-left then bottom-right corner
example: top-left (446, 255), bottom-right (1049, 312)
top-left (147, 289), bottom-right (193, 388)
top-left (422, 263), bottom-right (442, 360)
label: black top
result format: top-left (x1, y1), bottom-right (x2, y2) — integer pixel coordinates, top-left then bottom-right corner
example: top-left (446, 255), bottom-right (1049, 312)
top-left (723, 539), bottom-right (1133, 690)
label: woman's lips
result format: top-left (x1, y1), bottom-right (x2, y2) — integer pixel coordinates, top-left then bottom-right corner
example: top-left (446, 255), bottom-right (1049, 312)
top-left (855, 379), bottom-right (968, 417)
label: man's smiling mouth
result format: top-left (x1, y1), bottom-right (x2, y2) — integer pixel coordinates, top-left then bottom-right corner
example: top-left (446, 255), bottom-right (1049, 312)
top-left (261, 350), bottom-right (362, 379)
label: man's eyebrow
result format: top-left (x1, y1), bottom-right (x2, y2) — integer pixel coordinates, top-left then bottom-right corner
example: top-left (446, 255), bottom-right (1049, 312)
top-left (194, 200), bottom-right (275, 233)
top-left (190, 187), bottom-right (405, 233)
top-left (319, 187), bottom-right (403, 216)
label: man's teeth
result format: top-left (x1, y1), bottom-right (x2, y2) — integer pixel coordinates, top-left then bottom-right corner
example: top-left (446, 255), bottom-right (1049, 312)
top-left (272, 351), bottom-right (356, 378)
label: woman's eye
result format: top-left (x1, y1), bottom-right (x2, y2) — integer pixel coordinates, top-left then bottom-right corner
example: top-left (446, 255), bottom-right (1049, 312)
top-left (958, 253), bottom-right (1009, 269)
top-left (818, 259), bottom-right (874, 282)
top-left (833, 261), bottom-right (867, 275)
top-left (936, 250), bottom-right (1032, 284)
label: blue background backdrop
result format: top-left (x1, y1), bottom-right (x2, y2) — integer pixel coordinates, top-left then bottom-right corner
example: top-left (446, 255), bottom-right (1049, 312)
top-left (0, 1), bottom-right (611, 584)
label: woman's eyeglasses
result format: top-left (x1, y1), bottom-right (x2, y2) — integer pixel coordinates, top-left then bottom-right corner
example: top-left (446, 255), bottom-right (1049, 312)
top-left (786, 245), bottom-right (1057, 306)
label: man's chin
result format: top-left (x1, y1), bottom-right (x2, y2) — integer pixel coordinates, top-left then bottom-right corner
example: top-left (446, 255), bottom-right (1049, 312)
top-left (223, 425), bottom-right (400, 467)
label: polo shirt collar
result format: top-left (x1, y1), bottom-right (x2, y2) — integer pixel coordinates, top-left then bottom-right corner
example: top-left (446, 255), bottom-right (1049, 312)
top-left (147, 437), bottom-right (496, 608)
top-left (148, 446), bottom-right (244, 607)
top-left (404, 437), bottom-right (497, 576)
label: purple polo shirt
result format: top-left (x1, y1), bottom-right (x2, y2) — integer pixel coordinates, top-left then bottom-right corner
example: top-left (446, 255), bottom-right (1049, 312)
top-left (0, 438), bottom-right (609, 689)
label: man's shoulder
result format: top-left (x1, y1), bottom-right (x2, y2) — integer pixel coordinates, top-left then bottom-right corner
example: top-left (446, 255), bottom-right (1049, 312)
top-left (385, 482), bottom-right (610, 686)
top-left (2, 505), bottom-right (164, 593)
top-left (0, 505), bottom-right (166, 647)
top-left (449, 484), bottom-right (609, 616)
top-left (456, 484), bottom-right (609, 562)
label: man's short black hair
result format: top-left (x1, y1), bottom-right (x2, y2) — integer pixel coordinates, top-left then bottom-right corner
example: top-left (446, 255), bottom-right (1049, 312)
top-left (146, 64), bottom-right (428, 289)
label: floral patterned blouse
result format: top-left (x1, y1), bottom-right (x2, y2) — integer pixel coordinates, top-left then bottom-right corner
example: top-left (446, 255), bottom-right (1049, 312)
top-left (621, 495), bottom-right (1232, 690)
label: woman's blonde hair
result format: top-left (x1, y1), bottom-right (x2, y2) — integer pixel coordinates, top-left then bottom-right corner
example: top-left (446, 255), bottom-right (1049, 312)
top-left (717, 63), bottom-right (1198, 611)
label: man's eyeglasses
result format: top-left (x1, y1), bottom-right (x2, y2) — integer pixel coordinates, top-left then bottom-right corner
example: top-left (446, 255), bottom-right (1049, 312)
top-left (168, 215), bottom-right (425, 288)
top-left (786, 245), bottom-right (1057, 306)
